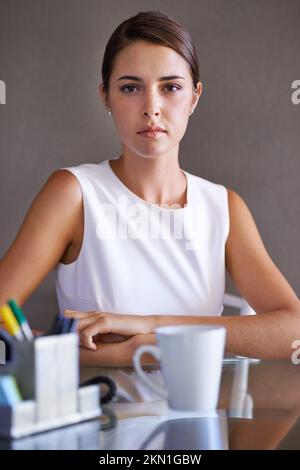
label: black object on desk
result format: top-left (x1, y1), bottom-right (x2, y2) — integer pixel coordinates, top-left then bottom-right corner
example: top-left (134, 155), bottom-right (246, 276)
top-left (0, 328), bottom-right (14, 363)
top-left (80, 376), bottom-right (117, 404)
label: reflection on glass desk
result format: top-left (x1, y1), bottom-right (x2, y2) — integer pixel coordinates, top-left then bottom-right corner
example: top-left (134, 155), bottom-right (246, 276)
top-left (2, 357), bottom-right (300, 450)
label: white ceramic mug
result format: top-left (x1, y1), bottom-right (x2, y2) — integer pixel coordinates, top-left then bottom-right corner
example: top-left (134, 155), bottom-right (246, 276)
top-left (133, 325), bottom-right (226, 412)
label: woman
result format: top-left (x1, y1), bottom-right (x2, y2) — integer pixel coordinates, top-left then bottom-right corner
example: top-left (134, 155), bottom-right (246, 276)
top-left (0, 11), bottom-right (299, 363)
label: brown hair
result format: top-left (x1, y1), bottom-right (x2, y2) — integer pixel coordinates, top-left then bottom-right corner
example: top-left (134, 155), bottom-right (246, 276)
top-left (101, 11), bottom-right (200, 95)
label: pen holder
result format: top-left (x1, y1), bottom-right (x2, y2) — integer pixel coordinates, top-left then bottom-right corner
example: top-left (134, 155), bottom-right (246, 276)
top-left (0, 334), bottom-right (102, 438)
top-left (0, 336), bottom-right (35, 399)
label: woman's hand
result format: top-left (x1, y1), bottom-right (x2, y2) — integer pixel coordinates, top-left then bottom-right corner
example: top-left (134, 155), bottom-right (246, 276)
top-left (63, 310), bottom-right (155, 350)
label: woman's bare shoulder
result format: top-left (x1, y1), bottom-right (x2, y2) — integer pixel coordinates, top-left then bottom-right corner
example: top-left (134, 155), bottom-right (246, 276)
top-left (43, 169), bottom-right (82, 202)
top-left (0, 169), bottom-right (83, 306)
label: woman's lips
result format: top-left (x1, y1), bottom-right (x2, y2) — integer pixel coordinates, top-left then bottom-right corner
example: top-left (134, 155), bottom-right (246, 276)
top-left (137, 130), bottom-right (166, 139)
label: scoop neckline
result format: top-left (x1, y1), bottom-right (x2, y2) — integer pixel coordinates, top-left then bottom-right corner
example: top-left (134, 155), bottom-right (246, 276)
top-left (105, 159), bottom-right (190, 211)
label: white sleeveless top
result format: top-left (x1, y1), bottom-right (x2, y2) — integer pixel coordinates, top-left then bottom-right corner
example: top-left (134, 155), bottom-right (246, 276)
top-left (55, 159), bottom-right (229, 317)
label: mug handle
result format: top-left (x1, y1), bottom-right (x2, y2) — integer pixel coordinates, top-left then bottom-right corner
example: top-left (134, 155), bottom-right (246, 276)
top-left (133, 345), bottom-right (167, 399)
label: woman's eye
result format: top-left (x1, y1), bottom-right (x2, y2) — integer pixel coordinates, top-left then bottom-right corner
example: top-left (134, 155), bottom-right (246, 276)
top-left (120, 84), bottom-right (181, 94)
top-left (165, 85), bottom-right (181, 93)
top-left (121, 85), bottom-right (139, 94)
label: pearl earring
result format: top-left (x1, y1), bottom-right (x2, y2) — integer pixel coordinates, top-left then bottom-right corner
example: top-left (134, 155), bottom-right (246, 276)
top-left (108, 110), bottom-right (112, 116)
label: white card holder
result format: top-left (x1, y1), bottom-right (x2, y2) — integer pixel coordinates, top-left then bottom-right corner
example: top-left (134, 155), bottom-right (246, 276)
top-left (0, 334), bottom-right (101, 438)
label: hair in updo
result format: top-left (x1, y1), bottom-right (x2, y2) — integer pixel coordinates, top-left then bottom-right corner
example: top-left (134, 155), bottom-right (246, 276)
top-left (101, 11), bottom-right (200, 95)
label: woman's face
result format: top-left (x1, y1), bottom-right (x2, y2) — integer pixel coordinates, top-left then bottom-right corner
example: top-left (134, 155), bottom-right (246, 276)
top-left (100, 40), bottom-right (202, 160)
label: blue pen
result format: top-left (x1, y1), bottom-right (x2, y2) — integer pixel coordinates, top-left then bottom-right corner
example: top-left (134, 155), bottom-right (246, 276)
top-left (61, 317), bottom-right (72, 334)
top-left (48, 315), bottom-right (64, 335)
top-left (48, 314), bottom-right (77, 335)
top-left (67, 318), bottom-right (78, 333)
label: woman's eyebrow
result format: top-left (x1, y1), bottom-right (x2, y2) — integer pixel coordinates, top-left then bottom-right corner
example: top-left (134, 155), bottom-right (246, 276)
top-left (117, 75), bottom-right (185, 82)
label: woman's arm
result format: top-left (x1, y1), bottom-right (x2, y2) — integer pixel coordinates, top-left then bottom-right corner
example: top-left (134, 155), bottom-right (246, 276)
top-left (0, 170), bottom-right (82, 308)
top-left (147, 189), bottom-right (300, 358)
top-left (79, 334), bottom-right (157, 366)
top-left (149, 189), bottom-right (300, 359)
top-left (67, 189), bottom-right (300, 362)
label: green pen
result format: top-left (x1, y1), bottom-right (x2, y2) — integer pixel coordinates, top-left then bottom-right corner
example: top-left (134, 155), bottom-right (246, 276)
top-left (8, 299), bottom-right (34, 341)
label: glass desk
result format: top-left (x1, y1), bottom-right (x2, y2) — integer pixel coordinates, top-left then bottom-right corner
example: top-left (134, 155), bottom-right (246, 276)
top-left (2, 358), bottom-right (300, 450)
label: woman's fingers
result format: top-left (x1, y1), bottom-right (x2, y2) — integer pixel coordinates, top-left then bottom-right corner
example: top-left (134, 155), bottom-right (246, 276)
top-left (79, 322), bottom-right (110, 349)
top-left (79, 327), bottom-right (98, 350)
top-left (64, 309), bottom-right (90, 319)
top-left (73, 314), bottom-right (102, 331)
top-left (64, 310), bottom-right (108, 333)
top-left (63, 310), bottom-right (130, 350)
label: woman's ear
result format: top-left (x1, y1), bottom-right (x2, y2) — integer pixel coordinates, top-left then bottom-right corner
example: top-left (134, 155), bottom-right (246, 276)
top-left (190, 81), bottom-right (203, 112)
top-left (98, 83), bottom-right (110, 110)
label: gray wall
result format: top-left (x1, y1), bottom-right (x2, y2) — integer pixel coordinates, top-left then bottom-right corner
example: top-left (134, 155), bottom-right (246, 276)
top-left (0, 0), bottom-right (299, 329)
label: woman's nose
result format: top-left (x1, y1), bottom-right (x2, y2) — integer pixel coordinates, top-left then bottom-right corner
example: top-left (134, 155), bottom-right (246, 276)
top-left (144, 110), bottom-right (160, 118)
top-left (143, 91), bottom-right (161, 118)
